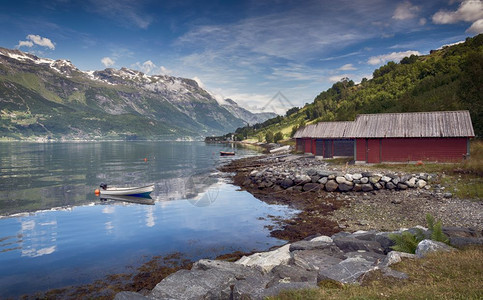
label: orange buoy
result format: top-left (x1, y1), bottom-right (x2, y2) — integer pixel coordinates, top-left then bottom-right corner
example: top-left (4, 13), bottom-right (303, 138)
top-left (95, 189), bottom-right (100, 196)
top-left (144, 158), bottom-right (148, 162)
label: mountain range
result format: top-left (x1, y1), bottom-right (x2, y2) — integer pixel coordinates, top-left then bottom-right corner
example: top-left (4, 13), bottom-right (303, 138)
top-left (0, 47), bottom-right (276, 140)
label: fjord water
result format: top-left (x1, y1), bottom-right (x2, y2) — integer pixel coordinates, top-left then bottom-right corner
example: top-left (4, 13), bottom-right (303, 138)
top-left (0, 142), bottom-right (293, 297)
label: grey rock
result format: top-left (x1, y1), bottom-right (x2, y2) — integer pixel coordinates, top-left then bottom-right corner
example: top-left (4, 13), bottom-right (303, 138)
top-left (280, 178), bottom-right (294, 189)
top-left (267, 264), bottom-right (318, 288)
top-left (344, 251), bottom-right (386, 264)
top-left (333, 237), bottom-right (384, 254)
top-left (380, 267), bottom-right (409, 280)
top-left (449, 237), bottom-right (483, 248)
top-left (391, 198), bottom-right (403, 204)
top-left (381, 176), bottom-right (392, 183)
top-left (360, 177), bottom-right (369, 184)
top-left (310, 235), bottom-right (334, 243)
top-left (317, 171), bottom-right (330, 177)
top-left (352, 173), bottom-right (362, 180)
top-left (443, 227), bottom-right (482, 238)
top-left (344, 174), bottom-right (353, 182)
top-left (361, 172), bottom-right (373, 177)
top-left (373, 182), bottom-right (383, 190)
top-left (417, 179), bottom-right (427, 188)
top-left (361, 183), bottom-right (373, 192)
top-left (318, 257), bottom-right (378, 284)
top-left (369, 175), bottom-right (381, 184)
top-left (318, 177), bottom-right (328, 184)
top-left (328, 174), bottom-right (336, 180)
top-left (336, 176), bottom-right (347, 184)
top-left (306, 169), bottom-right (317, 176)
top-left (375, 232), bottom-right (396, 254)
top-left (351, 230), bottom-right (378, 241)
top-left (353, 184), bottom-right (362, 192)
top-left (303, 182), bottom-right (321, 192)
top-left (385, 182), bottom-right (396, 189)
top-left (443, 192), bottom-right (453, 198)
top-left (325, 180), bottom-right (338, 192)
top-left (397, 183), bottom-right (408, 190)
top-left (391, 177), bottom-right (400, 185)
top-left (338, 183), bottom-right (353, 192)
top-left (406, 177), bottom-right (416, 188)
top-left (381, 251), bottom-right (417, 267)
top-left (114, 292), bottom-right (148, 300)
top-left (311, 175), bottom-right (321, 183)
top-left (415, 239), bottom-right (454, 258)
top-left (289, 240), bottom-right (337, 252)
top-left (292, 250), bottom-right (344, 271)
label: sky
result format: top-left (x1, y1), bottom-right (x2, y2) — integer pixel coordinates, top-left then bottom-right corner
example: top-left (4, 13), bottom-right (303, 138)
top-left (0, 0), bottom-right (482, 114)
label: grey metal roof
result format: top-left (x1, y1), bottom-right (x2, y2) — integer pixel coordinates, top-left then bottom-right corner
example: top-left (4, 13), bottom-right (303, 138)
top-left (348, 110), bottom-right (475, 138)
top-left (293, 111), bottom-right (474, 139)
top-left (293, 121), bottom-right (354, 138)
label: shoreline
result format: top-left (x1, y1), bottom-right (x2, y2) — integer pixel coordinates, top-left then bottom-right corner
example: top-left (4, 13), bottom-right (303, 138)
top-left (20, 151), bottom-right (483, 299)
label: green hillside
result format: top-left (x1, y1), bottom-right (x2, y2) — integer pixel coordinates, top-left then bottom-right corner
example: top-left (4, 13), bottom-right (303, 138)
top-left (236, 34), bottom-right (482, 140)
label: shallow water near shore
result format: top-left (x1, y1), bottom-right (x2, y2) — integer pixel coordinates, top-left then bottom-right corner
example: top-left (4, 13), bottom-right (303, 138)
top-left (0, 141), bottom-right (294, 297)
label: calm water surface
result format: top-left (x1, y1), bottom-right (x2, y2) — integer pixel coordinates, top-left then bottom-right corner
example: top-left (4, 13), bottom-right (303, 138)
top-left (0, 142), bottom-right (294, 297)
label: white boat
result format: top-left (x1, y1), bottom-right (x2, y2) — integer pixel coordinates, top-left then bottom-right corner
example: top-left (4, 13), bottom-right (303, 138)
top-left (99, 184), bottom-right (155, 196)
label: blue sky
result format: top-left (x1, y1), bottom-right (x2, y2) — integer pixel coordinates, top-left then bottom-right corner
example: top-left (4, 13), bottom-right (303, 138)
top-left (1, 0), bottom-right (482, 114)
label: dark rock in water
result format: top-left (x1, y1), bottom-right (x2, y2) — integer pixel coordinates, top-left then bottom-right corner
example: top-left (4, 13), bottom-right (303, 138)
top-left (338, 183), bottom-right (353, 192)
top-left (325, 180), bottom-right (338, 192)
top-left (333, 237), bottom-right (384, 254)
top-left (361, 183), bottom-right (373, 192)
top-left (280, 178), bottom-right (294, 189)
top-left (303, 183), bottom-right (321, 192)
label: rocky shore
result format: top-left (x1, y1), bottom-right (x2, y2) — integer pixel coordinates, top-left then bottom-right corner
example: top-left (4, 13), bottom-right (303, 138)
top-left (115, 226), bottom-right (481, 300)
top-left (112, 153), bottom-right (482, 299)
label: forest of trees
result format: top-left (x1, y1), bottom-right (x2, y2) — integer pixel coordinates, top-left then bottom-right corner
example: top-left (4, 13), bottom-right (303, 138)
top-left (234, 34), bottom-right (482, 139)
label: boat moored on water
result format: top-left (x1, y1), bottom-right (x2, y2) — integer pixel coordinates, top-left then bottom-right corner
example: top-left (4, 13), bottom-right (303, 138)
top-left (98, 183), bottom-right (155, 197)
top-left (220, 151), bottom-right (235, 156)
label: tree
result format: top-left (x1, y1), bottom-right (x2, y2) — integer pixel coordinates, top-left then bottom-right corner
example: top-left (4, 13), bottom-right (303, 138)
top-left (274, 131), bottom-right (283, 143)
top-left (265, 131), bottom-right (274, 143)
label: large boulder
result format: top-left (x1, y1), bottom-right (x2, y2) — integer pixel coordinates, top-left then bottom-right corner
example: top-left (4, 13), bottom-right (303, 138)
top-left (361, 183), bottom-right (373, 192)
top-left (415, 239), bottom-right (454, 258)
top-left (325, 180), bottom-right (338, 192)
top-left (338, 183), bottom-right (353, 192)
top-left (318, 257), bottom-right (378, 284)
top-left (280, 178), bottom-right (294, 189)
top-left (292, 250), bottom-right (344, 271)
top-left (289, 240), bottom-right (337, 252)
top-left (381, 251), bottom-right (417, 267)
top-left (333, 236), bottom-right (384, 254)
top-left (236, 244), bottom-right (291, 273)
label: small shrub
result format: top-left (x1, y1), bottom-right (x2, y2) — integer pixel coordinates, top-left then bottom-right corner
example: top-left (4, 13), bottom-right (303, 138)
top-left (389, 231), bottom-right (423, 254)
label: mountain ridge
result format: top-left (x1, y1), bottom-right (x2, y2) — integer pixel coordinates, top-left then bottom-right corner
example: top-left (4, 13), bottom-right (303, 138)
top-left (0, 47), bottom-right (275, 140)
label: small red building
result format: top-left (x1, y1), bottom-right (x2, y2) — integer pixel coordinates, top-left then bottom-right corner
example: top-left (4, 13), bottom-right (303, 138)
top-left (294, 121), bottom-right (354, 158)
top-left (293, 110), bottom-right (474, 163)
top-left (350, 111), bottom-right (474, 163)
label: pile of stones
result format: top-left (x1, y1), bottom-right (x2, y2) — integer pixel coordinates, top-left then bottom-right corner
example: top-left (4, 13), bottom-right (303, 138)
top-left (244, 168), bottom-right (434, 193)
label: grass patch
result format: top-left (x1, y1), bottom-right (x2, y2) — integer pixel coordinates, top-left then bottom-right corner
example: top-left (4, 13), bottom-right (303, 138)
top-left (269, 246), bottom-right (483, 300)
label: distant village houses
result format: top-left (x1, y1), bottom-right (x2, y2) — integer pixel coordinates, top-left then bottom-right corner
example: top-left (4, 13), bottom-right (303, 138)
top-left (294, 111), bottom-right (475, 163)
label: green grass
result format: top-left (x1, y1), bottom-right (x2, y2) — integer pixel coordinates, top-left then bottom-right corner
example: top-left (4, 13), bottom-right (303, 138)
top-left (269, 246), bottom-right (483, 300)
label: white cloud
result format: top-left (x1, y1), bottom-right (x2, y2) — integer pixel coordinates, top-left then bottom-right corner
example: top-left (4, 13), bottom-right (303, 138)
top-left (132, 60), bottom-right (172, 75)
top-left (328, 74), bottom-right (352, 82)
top-left (17, 40), bottom-right (34, 48)
top-left (467, 18), bottom-right (483, 33)
top-left (338, 63), bottom-right (357, 71)
top-left (432, 0), bottom-right (483, 24)
top-left (101, 57), bottom-right (115, 67)
top-left (16, 34), bottom-right (55, 50)
top-left (367, 50), bottom-right (421, 65)
top-left (193, 76), bottom-right (205, 88)
top-left (393, 1), bottom-right (420, 20)
top-left (419, 18), bottom-right (427, 25)
top-left (87, 0), bottom-right (152, 29)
